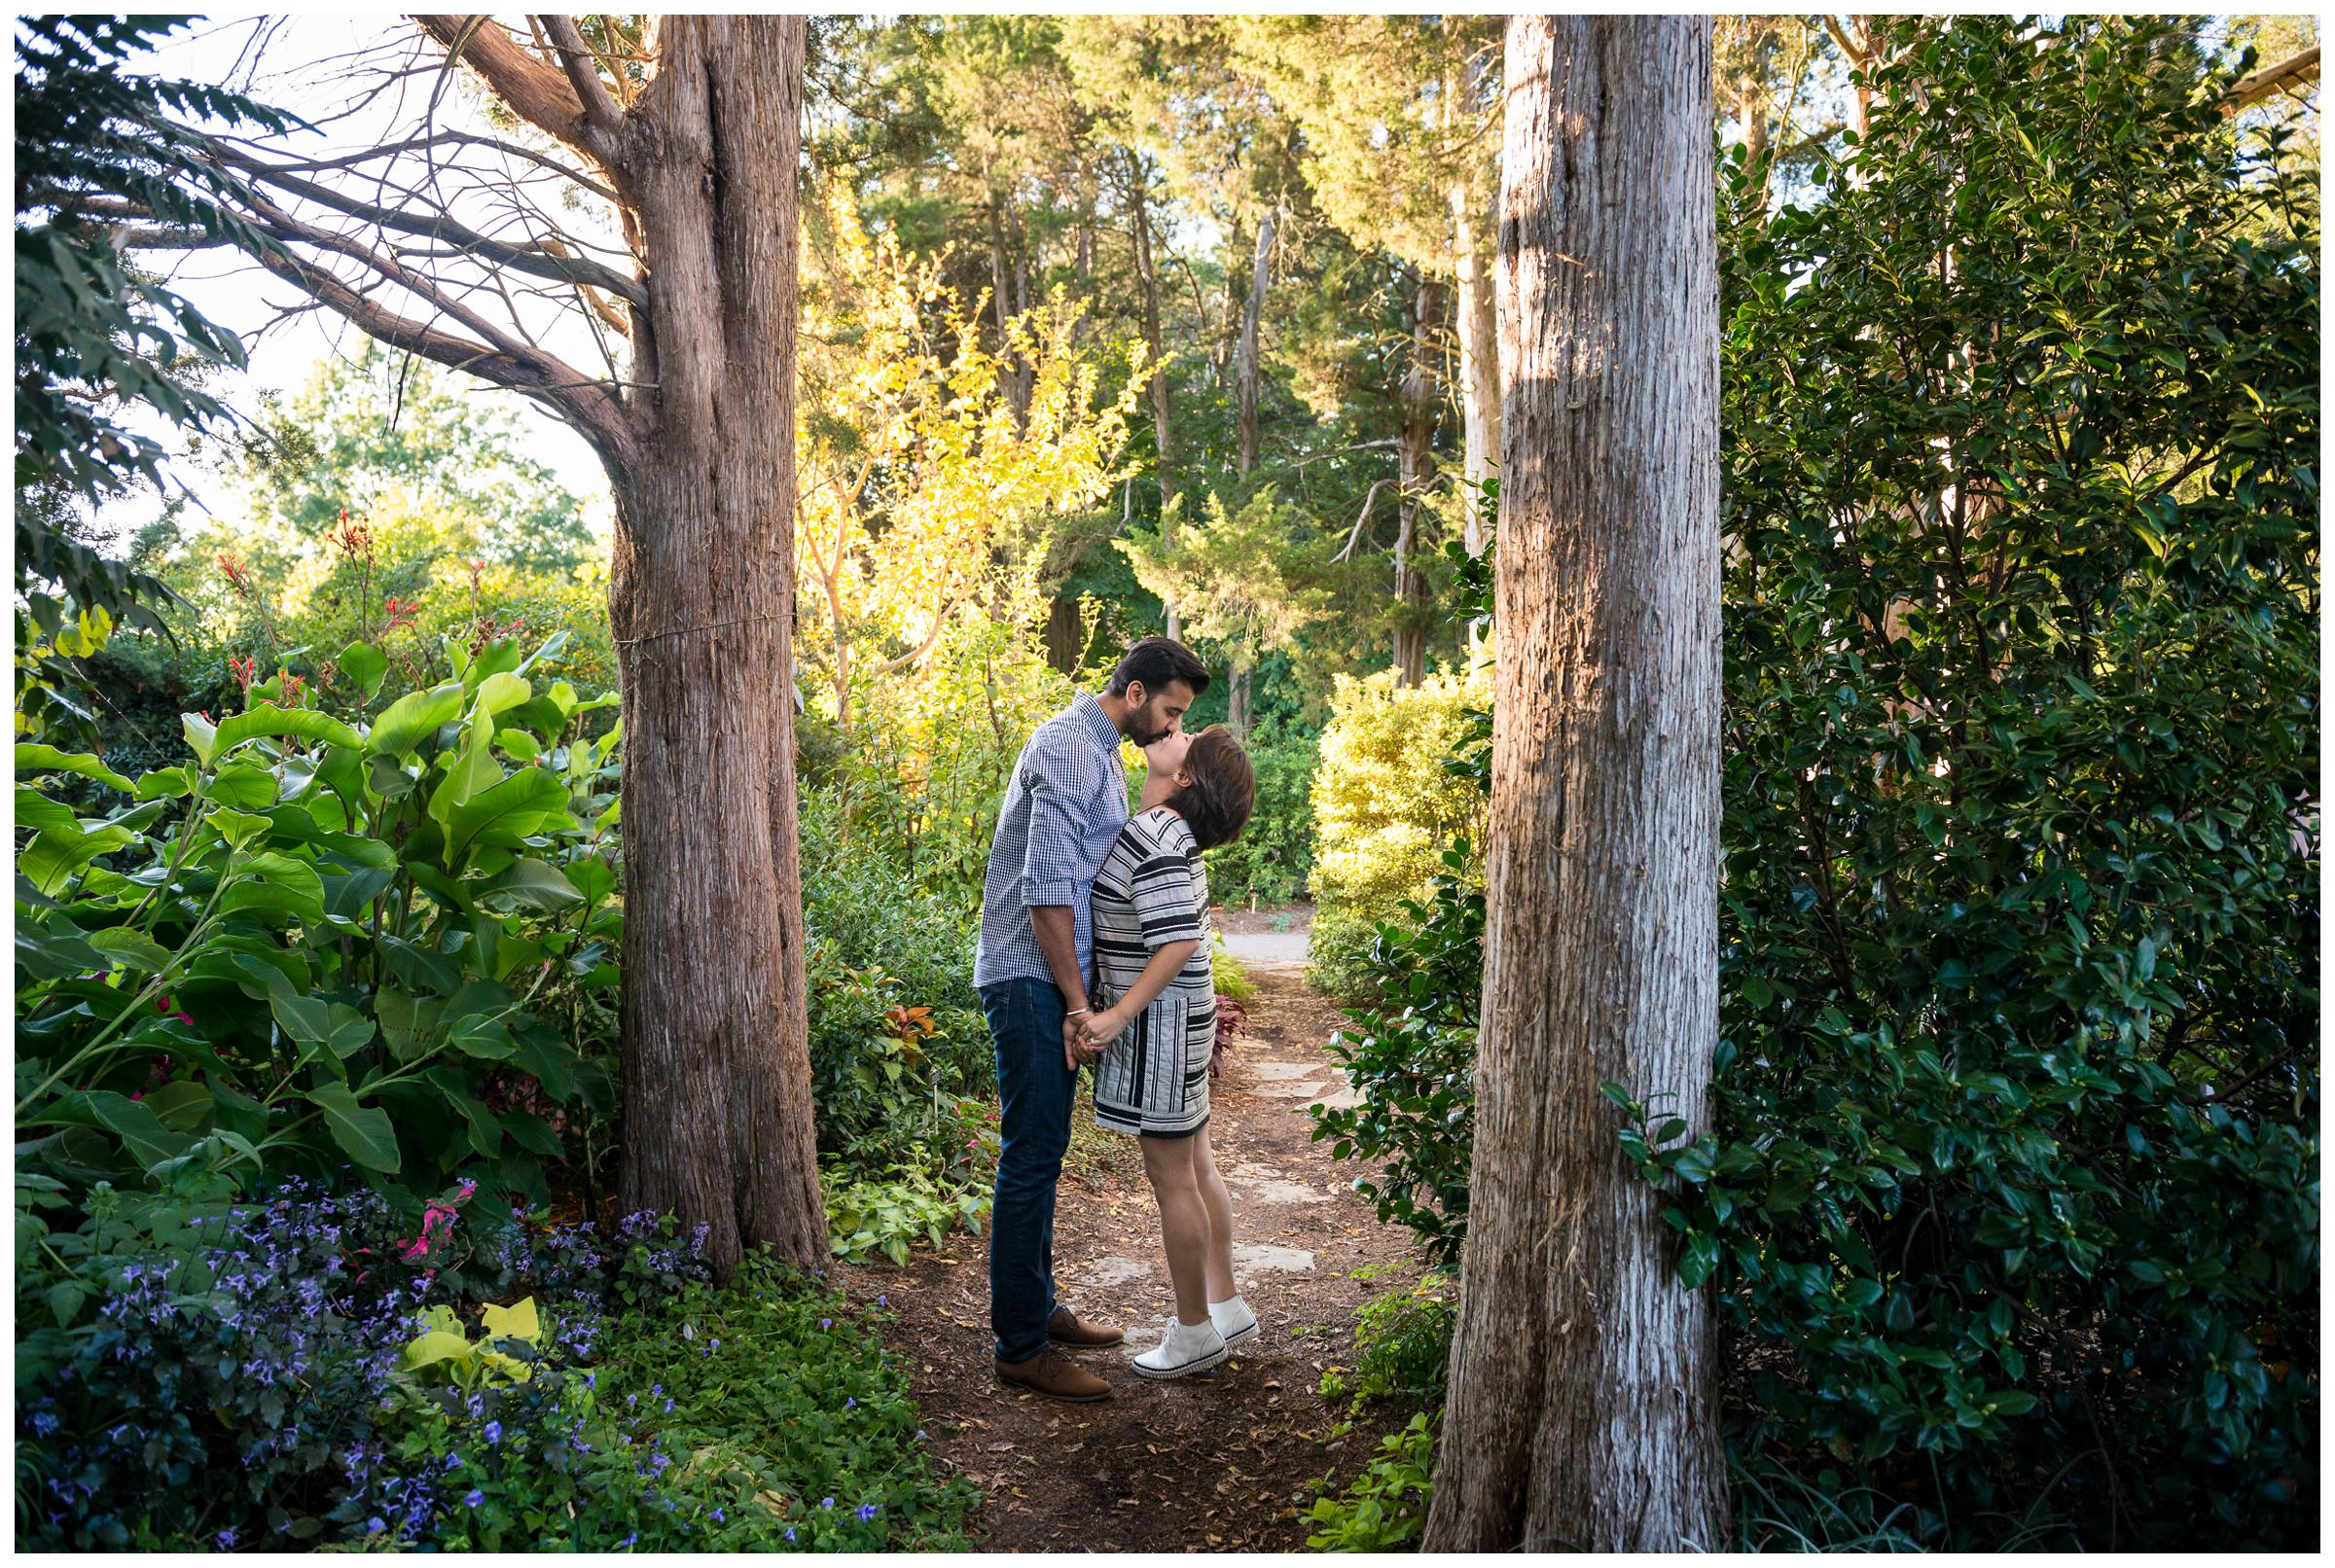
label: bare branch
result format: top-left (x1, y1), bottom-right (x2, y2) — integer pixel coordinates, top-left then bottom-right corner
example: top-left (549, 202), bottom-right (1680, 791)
top-left (251, 233), bottom-right (633, 465)
top-left (212, 142), bottom-right (646, 305)
top-left (1335, 478), bottom-right (1400, 562)
top-left (412, 14), bottom-right (614, 164)
top-left (536, 15), bottom-right (628, 134)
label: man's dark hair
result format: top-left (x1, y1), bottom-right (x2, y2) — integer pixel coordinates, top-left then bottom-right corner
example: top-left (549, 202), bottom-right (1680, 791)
top-left (1108, 636), bottom-right (1210, 699)
top-left (1165, 726), bottom-right (1255, 851)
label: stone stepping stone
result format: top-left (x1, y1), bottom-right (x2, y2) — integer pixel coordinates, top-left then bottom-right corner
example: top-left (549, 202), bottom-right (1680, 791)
top-left (1074, 1255), bottom-right (1154, 1288)
top-left (1231, 1242), bottom-right (1315, 1275)
top-left (1228, 1174), bottom-right (1333, 1206)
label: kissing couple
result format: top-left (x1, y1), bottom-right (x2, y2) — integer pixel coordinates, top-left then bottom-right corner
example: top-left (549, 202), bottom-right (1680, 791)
top-left (974, 637), bottom-right (1260, 1401)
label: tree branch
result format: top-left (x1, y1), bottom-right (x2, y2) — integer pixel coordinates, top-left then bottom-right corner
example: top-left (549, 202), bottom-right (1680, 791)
top-left (536, 14), bottom-right (628, 135)
top-left (1335, 477), bottom-right (1400, 562)
top-left (2226, 45), bottom-right (2319, 114)
top-left (411, 14), bottom-right (614, 164)
top-left (212, 143), bottom-right (646, 305)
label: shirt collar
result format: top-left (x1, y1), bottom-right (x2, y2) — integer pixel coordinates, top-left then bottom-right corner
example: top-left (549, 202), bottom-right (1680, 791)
top-left (1073, 690), bottom-right (1124, 756)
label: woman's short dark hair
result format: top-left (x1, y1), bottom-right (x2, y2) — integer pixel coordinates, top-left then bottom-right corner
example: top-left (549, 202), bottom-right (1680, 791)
top-left (1166, 726), bottom-right (1255, 851)
top-left (1109, 636), bottom-right (1210, 700)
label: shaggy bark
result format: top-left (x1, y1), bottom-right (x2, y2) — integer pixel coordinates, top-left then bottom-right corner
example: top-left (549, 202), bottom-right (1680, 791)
top-left (1423, 15), bottom-right (1725, 1551)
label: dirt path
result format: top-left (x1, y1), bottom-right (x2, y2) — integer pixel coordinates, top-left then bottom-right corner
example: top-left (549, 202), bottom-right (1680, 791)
top-left (832, 963), bottom-right (1421, 1551)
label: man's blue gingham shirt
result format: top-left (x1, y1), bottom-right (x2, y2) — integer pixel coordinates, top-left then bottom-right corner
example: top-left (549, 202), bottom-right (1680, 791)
top-left (975, 692), bottom-right (1130, 990)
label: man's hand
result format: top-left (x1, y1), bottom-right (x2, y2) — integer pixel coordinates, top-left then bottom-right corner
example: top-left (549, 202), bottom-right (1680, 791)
top-left (1061, 1013), bottom-right (1090, 1073)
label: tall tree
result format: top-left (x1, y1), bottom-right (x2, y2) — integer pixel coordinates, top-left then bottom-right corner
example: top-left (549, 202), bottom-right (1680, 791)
top-left (1425, 16), bottom-right (1725, 1551)
top-left (111, 16), bottom-right (827, 1277)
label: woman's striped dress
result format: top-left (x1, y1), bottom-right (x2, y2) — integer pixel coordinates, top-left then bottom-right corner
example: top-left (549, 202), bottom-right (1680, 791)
top-left (1089, 805), bottom-right (1216, 1138)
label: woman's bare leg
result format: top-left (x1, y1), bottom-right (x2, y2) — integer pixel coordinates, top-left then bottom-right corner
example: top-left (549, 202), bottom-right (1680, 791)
top-left (1193, 1124), bottom-right (1239, 1304)
top-left (1140, 1134), bottom-right (1212, 1325)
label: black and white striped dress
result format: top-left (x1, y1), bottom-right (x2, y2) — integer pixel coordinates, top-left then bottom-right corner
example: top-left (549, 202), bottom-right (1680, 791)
top-left (1090, 805), bottom-right (1215, 1138)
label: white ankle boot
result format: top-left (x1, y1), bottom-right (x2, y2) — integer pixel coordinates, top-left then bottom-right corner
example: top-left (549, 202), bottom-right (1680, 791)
top-left (1209, 1295), bottom-right (1259, 1350)
top-left (1132, 1317), bottom-right (1228, 1379)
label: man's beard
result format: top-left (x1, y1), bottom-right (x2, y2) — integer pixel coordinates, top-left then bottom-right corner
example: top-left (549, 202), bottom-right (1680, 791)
top-left (1128, 710), bottom-right (1170, 747)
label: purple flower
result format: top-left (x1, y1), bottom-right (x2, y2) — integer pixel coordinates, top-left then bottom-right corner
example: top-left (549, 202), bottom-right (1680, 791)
top-left (819, 1318), bottom-right (832, 1329)
top-left (878, 1295), bottom-right (889, 1307)
top-left (214, 1526), bottom-right (237, 1550)
top-left (855, 1504), bottom-right (879, 1522)
top-left (712, 1508), bottom-right (725, 1522)
top-left (464, 1489), bottom-right (484, 1508)
top-left (484, 1421), bottom-right (502, 1444)
top-left (844, 1398), bottom-right (856, 1409)
top-left (619, 1532), bottom-right (636, 1549)
top-left (366, 1516), bottom-right (385, 1534)
top-left (916, 1430), bottom-right (927, 1441)
top-left (821, 1497), bottom-right (835, 1510)
top-left (785, 1527), bottom-right (798, 1542)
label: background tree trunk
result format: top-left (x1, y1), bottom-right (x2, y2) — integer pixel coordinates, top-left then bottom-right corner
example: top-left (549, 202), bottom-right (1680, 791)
top-left (1129, 161), bottom-right (1179, 638)
top-left (1392, 272), bottom-right (1445, 686)
top-left (1451, 190), bottom-right (1500, 553)
top-left (606, 16), bottom-right (826, 1279)
top-left (1423, 15), bottom-right (1724, 1551)
top-left (1236, 203), bottom-right (1277, 478)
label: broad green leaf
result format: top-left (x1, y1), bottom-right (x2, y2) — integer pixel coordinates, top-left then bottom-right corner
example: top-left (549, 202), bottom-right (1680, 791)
top-left (366, 682), bottom-right (464, 759)
top-left (210, 706), bottom-right (362, 756)
top-left (87, 925), bottom-right (173, 973)
top-left (87, 1090), bottom-right (193, 1171)
top-left (338, 640), bottom-right (390, 700)
top-left (305, 1083), bottom-right (401, 1173)
top-left (14, 744), bottom-right (131, 793)
top-left (16, 785), bottom-right (81, 837)
top-left (475, 858), bottom-right (581, 911)
top-left (447, 770), bottom-right (572, 868)
top-left (378, 989), bottom-right (446, 1062)
top-left (181, 712), bottom-right (218, 766)
top-left (209, 805), bottom-right (274, 849)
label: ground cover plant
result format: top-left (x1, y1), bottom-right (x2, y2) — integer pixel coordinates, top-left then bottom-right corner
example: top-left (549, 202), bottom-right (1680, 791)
top-left (15, 1179), bottom-right (972, 1550)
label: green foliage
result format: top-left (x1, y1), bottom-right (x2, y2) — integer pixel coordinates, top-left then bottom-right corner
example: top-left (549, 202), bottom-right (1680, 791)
top-left (1319, 1266), bottom-right (1455, 1416)
top-left (232, 339), bottom-right (593, 571)
top-left (824, 1148), bottom-right (992, 1267)
top-left (1203, 720), bottom-right (1319, 906)
top-left (1310, 534), bottom-right (1490, 1267)
top-left (1304, 1412), bottom-right (1436, 1552)
top-left (14, 16), bottom-right (296, 614)
top-left (1306, 661), bottom-right (1489, 998)
top-left (592, 1256), bottom-right (980, 1550)
top-left (1120, 483), bottom-right (1339, 680)
top-left (1636, 17), bottom-right (2319, 1547)
top-left (14, 629), bottom-right (621, 1217)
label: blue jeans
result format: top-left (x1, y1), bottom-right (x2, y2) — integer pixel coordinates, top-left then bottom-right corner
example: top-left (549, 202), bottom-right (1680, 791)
top-left (982, 977), bottom-right (1078, 1364)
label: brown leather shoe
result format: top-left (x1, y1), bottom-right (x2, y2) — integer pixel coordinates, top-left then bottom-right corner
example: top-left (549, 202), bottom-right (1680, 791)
top-left (994, 1347), bottom-right (1112, 1402)
top-left (1047, 1305), bottom-right (1127, 1349)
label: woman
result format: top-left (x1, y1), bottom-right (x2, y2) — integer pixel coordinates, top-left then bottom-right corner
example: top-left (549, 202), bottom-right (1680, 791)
top-left (1073, 725), bottom-right (1258, 1378)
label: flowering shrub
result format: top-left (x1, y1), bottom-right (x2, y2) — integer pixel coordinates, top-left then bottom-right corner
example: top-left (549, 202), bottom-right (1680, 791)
top-left (16, 1179), bottom-right (962, 1550)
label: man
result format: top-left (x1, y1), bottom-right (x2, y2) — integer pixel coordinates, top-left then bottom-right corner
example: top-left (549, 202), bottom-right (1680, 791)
top-left (977, 636), bottom-right (1210, 1401)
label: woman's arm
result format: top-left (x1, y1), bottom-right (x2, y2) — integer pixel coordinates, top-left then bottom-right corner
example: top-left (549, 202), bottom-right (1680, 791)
top-left (1081, 938), bottom-right (1202, 1048)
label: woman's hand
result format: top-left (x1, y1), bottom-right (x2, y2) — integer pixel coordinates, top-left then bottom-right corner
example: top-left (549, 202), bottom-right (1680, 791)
top-left (1080, 1003), bottom-right (1132, 1053)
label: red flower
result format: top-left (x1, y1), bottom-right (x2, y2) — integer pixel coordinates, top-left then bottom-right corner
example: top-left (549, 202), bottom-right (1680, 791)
top-left (216, 553), bottom-right (255, 597)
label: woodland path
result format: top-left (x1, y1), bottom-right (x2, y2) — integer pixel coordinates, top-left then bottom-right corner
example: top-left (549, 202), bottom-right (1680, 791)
top-left (832, 924), bottom-right (1425, 1550)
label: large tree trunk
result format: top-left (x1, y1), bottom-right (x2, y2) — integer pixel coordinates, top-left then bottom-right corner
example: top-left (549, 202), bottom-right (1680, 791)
top-left (1423, 15), bottom-right (1724, 1552)
top-left (1235, 204), bottom-right (1276, 478)
top-left (607, 16), bottom-right (825, 1280)
top-left (1391, 272), bottom-right (1445, 687)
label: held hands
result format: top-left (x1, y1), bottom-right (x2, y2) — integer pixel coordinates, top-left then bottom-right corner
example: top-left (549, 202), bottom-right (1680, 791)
top-left (1061, 1004), bottom-right (1129, 1072)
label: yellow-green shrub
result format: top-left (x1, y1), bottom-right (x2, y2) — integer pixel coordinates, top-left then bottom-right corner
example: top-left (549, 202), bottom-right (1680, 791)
top-left (1308, 665), bottom-right (1489, 998)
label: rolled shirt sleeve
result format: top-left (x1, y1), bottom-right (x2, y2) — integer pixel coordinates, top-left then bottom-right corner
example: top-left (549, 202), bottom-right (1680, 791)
top-left (1019, 731), bottom-right (1097, 908)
